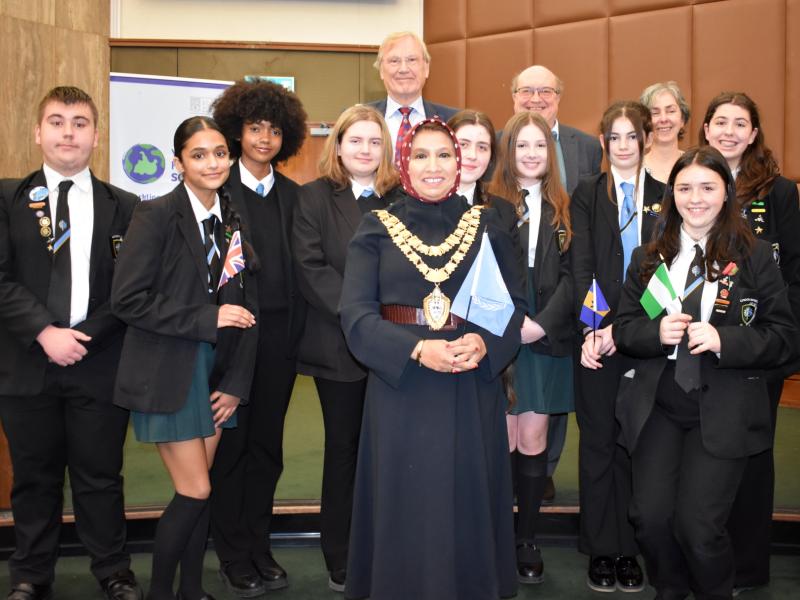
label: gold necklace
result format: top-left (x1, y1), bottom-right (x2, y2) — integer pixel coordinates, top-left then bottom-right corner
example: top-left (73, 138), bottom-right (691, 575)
top-left (374, 205), bottom-right (483, 330)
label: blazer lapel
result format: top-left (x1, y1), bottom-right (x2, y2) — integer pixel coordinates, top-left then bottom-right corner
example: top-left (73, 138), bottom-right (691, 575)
top-left (174, 186), bottom-right (210, 285)
top-left (709, 263), bottom-right (741, 326)
top-left (641, 172), bottom-right (664, 244)
top-left (559, 128), bottom-right (578, 193)
top-left (88, 174), bottom-right (116, 292)
top-left (332, 186), bottom-right (362, 234)
top-left (20, 170), bottom-right (54, 259)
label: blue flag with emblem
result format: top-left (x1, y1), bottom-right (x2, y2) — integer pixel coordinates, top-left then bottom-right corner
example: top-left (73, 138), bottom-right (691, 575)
top-left (452, 232), bottom-right (515, 336)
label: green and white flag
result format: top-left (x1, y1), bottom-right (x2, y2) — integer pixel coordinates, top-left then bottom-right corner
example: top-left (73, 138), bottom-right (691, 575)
top-left (640, 262), bottom-right (678, 319)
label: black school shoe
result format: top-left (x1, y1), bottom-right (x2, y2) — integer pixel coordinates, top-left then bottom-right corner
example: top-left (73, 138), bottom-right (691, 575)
top-left (218, 562), bottom-right (266, 598)
top-left (7, 583), bottom-right (53, 600)
top-left (516, 543), bottom-right (544, 584)
top-left (615, 555), bottom-right (645, 592)
top-left (587, 556), bottom-right (616, 592)
top-left (100, 569), bottom-right (143, 600)
top-left (252, 552), bottom-right (288, 591)
top-left (328, 569), bottom-right (346, 593)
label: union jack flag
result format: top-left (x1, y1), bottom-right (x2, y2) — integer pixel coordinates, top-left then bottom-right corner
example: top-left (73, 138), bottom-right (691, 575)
top-left (218, 230), bottom-right (246, 289)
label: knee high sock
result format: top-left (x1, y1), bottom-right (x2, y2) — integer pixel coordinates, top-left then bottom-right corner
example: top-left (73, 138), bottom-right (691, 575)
top-left (510, 450), bottom-right (519, 499)
top-left (178, 500), bottom-right (211, 600)
top-left (149, 493), bottom-right (208, 600)
top-left (516, 451), bottom-right (548, 545)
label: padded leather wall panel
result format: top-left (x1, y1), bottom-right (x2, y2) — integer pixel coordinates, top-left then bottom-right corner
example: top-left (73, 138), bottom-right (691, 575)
top-left (465, 31), bottom-right (533, 126)
top-left (423, 0), bottom-right (797, 180)
top-left (534, 19), bottom-right (608, 136)
top-left (608, 7), bottom-right (692, 120)
top-left (426, 40), bottom-right (468, 110)
top-left (533, 0), bottom-right (607, 27)
top-left (424, 0), bottom-right (466, 45)
top-left (467, 0), bottom-right (534, 38)
top-left (785, 0), bottom-right (800, 180)
top-left (693, 0), bottom-right (784, 164)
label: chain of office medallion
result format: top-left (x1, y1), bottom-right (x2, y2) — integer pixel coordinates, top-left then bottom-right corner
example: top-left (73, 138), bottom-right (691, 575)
top-left (373, 205), bottom-right (483, 284)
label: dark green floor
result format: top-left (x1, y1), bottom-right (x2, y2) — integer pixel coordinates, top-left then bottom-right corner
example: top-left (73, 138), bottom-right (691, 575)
top-left (2, 545), bottom-right (798, 599)
top-left (82, 375), bottom-right (799, 510)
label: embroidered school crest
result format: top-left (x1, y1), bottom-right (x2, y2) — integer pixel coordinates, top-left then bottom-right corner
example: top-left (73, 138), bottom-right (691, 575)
top-left (740, 299), bottom-right (758, 326)
top-left (772, 242), bottom-right (780, 265)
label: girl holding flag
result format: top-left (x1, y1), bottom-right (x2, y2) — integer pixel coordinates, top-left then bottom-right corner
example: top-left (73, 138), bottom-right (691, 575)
top-left (489, 111), bottom-right (573, 584)
top-left (569, 100), bottom-right (663, 592)
top-left (339, 118), bottom-right (526, 600)
top-left (612, 146), bottom-right (795, 600)
top-left (111, 116), bottom-right (259, 600)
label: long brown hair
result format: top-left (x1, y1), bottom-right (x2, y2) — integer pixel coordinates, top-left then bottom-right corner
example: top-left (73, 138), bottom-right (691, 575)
top-left (699, 92), bottom-right (779, 207)
top-left (447, 109), bottom-right (497, 206)
top-left (318, 104), bottom-right (398, 196)
top-left (599, 100), bottom-right (652, 202)
top-left (489, 111), bottom-right (572, 247)
top-left (640, 146), bottom-right (753, 283)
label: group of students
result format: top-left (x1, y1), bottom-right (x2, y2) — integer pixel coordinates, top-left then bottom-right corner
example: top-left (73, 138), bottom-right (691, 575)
top-left (0, 75), bottom-right (796, 600)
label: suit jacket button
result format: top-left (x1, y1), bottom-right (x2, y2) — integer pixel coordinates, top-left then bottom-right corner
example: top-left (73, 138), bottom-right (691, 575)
top-left (701, 384), bottom-right (709, 392)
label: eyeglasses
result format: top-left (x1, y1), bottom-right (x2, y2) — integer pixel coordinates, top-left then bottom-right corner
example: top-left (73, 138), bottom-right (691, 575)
top-left (514, 86), bottom-right (560, 101)
top-left (384, 56), bottom-right (423, 68)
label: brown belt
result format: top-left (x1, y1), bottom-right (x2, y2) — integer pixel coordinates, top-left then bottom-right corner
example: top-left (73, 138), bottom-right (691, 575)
top-left (380, 304), bottom-right (465, 331)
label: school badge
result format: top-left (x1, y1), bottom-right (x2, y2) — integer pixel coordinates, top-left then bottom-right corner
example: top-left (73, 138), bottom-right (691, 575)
top-left (772, 242), bottom-right (780, 265)
top-left (740, 298), bottom-right (758, 326)
top-left (110, 235), bottom-right (124, 259)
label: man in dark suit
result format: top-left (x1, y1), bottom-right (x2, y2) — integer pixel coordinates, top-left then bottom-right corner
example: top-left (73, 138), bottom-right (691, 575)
top-left (210, 80), bottom-right (308, 597)
top-left (0, 87), bottom-right (141, 600)
top-left (510, 65), bottom-right (603, 502)
top-left (367, 31), bottom-right (458, 159)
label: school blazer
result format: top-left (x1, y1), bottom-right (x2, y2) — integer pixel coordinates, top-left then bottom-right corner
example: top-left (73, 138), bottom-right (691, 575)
top-left (111, 184), bottom-right (258, 413)
top-left (518, 200), bottom-right (574, 356)
top-left (367, 98), bottom-right (459, 123)
top-left (613, 242), bottom-right (797, 459)
top-left (570, 171), bottom-right (665, 330)
top-left (227, 163), bottom-right (306, 357)
top-left (0, 169), bottom-right (137, 399)
top-left (293, 177), bottom-right (387, 381)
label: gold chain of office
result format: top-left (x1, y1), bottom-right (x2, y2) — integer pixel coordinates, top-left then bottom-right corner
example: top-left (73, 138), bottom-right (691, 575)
top-left (373, 205), bottom-right (484, 284)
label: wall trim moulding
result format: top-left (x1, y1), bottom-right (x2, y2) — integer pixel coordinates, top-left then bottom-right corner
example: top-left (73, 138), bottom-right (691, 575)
top-left (109, 38), bottom-right (379, 53)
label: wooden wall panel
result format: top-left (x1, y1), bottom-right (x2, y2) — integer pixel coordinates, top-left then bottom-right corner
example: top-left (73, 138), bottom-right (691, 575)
top-left (424, 0), bottom-right (467, 44)
top-left (693, 0), bottom-right (785, 165)
top-left (111, 47), bottom-right (178, 77)
top-left (424, 0), bottom-right (798, 177)
top-left (425, 40), bottom-right (467, 111)
top-left (1, 0), bottom-right (55, 25)
top-left (608, 7), bottom-right (692, 128)
top-left (534, 19), bottom-right (608, 136)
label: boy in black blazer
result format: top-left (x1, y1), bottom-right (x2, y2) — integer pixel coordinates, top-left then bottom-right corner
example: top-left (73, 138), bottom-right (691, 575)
top-left (209, 79), bottom-right (308, 596)
top-left (0, 87), bottom-right (140, 600)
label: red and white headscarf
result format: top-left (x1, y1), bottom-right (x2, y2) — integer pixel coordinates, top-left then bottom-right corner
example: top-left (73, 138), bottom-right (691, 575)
top-left (397, 117), bottom-right (462, 204)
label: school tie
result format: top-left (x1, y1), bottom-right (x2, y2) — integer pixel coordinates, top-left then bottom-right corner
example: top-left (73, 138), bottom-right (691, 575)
top-left (359, 187), bottom-right (374, 199)
top-left (255, 182), bottom-right (265, 197)
top-left (619, 181), bottom-right (638, 281)
top-left (551, 129), bottom-right (567, 188)
top-left (46, 180), bottom-right (74, 326)
top-left (202, 216), bottom-right (222, 294)
top-left (395, 106), bottom-right (412, 165)
top-left (675, 244), bottom-right (705, 393)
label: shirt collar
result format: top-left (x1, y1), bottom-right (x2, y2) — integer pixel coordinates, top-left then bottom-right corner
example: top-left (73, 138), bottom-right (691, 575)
top-left (239, 159), bottom-right (274, 194)
top-left (387, 95), bottom-right (425, 118)
top-left (458, 182), bottom-right (477, 205)
top-left (679, 226), bottom-right (708, 253)
top-left (43, 164), bottom-right (92, 194)
top-left (609, 165), bottom-right (644, 191)
top-left (551, 120), bottom-right (560, 138)
top-left (351, 178), bottom-right (376, 199)
top-left (184, 183), bottom-right (222, 225)
top-left (523, 182), bottom-right (542, 205)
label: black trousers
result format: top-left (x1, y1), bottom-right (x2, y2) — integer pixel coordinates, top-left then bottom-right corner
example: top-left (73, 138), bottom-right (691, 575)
top-left (630, 366), bottom-right (746, 600)
top-left (210, 312), bottom-right (296, 565)
top-left (314, 377), bottom-right (366, 573)
top-left (727, 374), bottom-right (783, 587)
top-left (0, 369), bottom-right (131, 584)
top-left (575, 351), bottom-right (637, 557)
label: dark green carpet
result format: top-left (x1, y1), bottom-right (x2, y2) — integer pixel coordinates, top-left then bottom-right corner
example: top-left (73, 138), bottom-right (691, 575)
top-left (65, 375), bottom-right (800, 510)
top-left (2, 546), bottom-right (798, 599)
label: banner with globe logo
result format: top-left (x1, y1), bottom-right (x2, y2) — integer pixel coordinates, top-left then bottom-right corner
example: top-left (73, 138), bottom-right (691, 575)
top-left (110, 73), bottom-right (232, 200)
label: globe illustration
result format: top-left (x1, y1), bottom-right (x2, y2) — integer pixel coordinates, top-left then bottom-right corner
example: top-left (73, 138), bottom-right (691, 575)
top-left (123, 144), bottom-right (166, 184)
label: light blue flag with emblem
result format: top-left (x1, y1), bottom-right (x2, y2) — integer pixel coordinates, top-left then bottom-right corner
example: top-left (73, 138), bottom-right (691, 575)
top-left (452, 232), bottom-right (515, 336)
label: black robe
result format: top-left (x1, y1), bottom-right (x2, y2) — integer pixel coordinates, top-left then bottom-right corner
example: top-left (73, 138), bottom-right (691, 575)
top-left (339, 192), bottom-right (526, 600)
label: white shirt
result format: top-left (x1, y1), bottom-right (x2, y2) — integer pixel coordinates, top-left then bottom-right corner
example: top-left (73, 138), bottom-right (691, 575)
top-left (611, 165), bottom-right (645, 242)
top-left (666, 228), bottom-right (719, 359)
top-left (522, 183), bottom-right (543, 268)
top-left (551, 120), bottom-right (561, 140)
top-left (459, 182), bottom-right (477, 205)
top-left (351, 179), bottom-right (376, 200)
top-left (184, 184), bottom-right (223, 248)
top-left (385, 96), bottom-right (426, 155)
top-left (43, 164), bottom-right (93, 327)
top-left (239, 159), bottom-right (274, 197)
